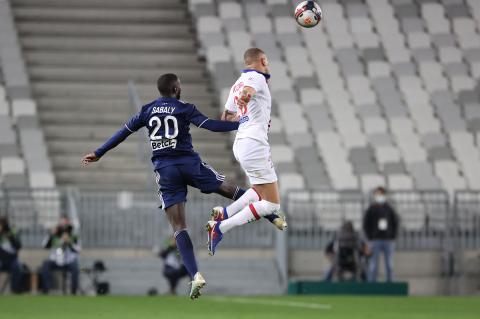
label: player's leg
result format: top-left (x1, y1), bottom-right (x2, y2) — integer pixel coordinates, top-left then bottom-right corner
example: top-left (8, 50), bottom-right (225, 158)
top-left (206, 140), bottom-right (286, 254)
top-left (216, 182), bottom-right (281, 234)
top-left (165, 202), bottom-right (205, 299)
top-left (214, 167), bottom-right (283, 234)
top-left (214, 185), bottom-right (258, 217)
top-left (214, 182), bottom-right (284, 229)
top-left (156, 167), bottom-right (205, 299)
top-left (188, 161), bottom-right (256, 218)
top-left (165, 203), bottom-right (196, 276)
top-left (215, 182), bottom-right (245, 201)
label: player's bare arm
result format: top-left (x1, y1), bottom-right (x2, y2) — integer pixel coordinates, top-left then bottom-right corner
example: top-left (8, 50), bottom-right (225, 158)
top-left (221, 110), bottom-right (237, 121)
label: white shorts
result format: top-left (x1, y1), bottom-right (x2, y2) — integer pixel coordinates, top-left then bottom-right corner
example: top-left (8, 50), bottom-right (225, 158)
top-left (233, 137), bottom-right (278, 185)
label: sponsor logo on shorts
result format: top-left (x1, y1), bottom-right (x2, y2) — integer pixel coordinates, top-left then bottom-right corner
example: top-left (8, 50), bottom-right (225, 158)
top-left (151, 139), bottom-right (177, 151)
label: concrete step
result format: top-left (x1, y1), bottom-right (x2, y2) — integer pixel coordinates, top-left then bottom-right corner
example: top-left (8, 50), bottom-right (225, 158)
top-left (29, 66), bottom-right (205, 83)
top-left (49, 139), bottom-right (140, 154)
top-left (12, 0), bottom-right (184, 9)
top-left (55, 169), bottom-right (149, 187)
top-left (17, 22), bottom-right (191, 38)
top-left (36, 97), bottom-right (217, 115)
top-left (21, 37), bottom-right (196, 52)
top-left (25, 51), bottom-right (200, 67)
top-left (40, 111), bottom-right (128, 125)
top-left (37, 101), bottom-right (218, 119)
top-left (14, 7), bottom-right (186, 23)
top-left (37, 97), bottom-right (130, 111)
top-left (52, 153), bottom-right (236, 181)
top-left (43, 124), bottom-right (131, 139)
top-left (31, 82), bottom-right (212, 99)
top-left (52, 156), bottom-right (145, 170)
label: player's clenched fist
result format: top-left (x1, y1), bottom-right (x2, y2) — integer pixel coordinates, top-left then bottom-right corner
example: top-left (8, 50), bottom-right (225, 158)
top-left (81, 152), bottom-right (99, 166)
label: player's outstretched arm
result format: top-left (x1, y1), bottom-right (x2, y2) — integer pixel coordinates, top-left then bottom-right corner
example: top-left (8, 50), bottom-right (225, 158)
top-left (189, 104), bottom-right (239, 132)
top-left (198, 118), bottom-right (239, 132)
top-left (81, 125), bottom-right (133, 166)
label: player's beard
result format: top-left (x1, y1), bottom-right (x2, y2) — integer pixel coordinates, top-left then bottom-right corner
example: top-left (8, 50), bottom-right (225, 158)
top-left (175, 90), bottom-right (181, 99)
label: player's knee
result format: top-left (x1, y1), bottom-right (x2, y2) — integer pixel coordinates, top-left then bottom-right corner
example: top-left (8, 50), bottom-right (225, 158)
top-left (172, 222), bottom-right (187, 232)
top-left (257, 200), bottom-right (280, 217)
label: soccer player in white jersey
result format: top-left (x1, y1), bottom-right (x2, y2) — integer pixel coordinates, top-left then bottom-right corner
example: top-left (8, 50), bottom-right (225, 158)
top-left (206, 48), bottom-right (287, 255)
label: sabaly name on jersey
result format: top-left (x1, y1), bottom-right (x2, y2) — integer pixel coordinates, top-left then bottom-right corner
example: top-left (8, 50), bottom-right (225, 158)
top-left (152, 106), bottom-right (176, 114)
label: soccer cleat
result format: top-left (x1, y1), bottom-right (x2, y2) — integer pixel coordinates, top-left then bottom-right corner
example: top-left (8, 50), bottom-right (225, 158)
top-left (211, 206), bottom-right (227, 222)
top-left (189, 272), bottom-right (206, 300)
top-left (206, 220), bottom-right (223, 256)
top-left (265, 212), bottom-right (288, 231)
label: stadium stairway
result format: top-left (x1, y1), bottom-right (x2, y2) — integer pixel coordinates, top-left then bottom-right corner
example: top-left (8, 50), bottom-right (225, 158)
top-left (10, 0), bottom-right (242, 189)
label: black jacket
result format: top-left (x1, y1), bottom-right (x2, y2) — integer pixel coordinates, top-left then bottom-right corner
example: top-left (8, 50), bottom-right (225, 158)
top-left (363, 203), bottom-right (399, 240)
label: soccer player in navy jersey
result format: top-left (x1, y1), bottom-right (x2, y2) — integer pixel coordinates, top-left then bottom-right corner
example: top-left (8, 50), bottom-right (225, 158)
top-left (82, 73), bottom-right (248, 299)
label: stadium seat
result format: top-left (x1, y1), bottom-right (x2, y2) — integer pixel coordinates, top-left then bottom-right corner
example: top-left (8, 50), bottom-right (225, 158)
top-left (194, 0), bottom-right (480, 196)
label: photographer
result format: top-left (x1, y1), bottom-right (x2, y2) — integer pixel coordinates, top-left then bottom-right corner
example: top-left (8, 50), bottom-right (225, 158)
top-left (323, 221), bottom-right (370, 282)
top-left (40, 216), bottom-right (81, 295)
top-left (159, 236), bottom-right (188, 295)
top-left (0, 216), bottom-right (22, 293)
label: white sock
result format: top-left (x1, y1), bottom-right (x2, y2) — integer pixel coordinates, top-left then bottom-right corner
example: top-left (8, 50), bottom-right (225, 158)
top-left (219, 200), bottom-right (280, 234)
top-left (225, 188), bottom-right (261, 218)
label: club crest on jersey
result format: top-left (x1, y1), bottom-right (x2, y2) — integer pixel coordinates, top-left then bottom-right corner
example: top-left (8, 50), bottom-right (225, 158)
top-left (151, 139), bottom-right (177, 151)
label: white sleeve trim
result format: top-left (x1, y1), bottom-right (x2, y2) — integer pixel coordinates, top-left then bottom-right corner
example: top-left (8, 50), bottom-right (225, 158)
top-left (124, 124), bottom-right (134, 132)
top-left (198, 119), bottom-right (209, 128)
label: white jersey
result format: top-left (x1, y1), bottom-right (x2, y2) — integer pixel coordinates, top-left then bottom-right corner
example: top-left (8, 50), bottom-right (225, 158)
top-left (225, 70), bottom-right (271, 146)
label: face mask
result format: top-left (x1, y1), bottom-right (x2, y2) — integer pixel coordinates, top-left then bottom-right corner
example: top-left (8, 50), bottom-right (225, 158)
top-left (374, 195), bottom-right (386, 204)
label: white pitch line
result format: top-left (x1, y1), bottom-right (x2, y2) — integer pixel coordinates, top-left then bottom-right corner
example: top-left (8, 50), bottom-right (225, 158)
top-left (211, 297), bottom-right (332, 310)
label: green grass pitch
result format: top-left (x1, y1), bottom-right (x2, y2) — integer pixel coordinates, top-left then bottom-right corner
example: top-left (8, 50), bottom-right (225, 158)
top-left (1, 295), bottom-right (479, 319)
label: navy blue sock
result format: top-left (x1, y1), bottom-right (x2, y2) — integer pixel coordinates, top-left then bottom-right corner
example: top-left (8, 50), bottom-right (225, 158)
top-left (233, 187), bottom-right (246, 200)
top-left (174, 230), bottom-right (198, 278)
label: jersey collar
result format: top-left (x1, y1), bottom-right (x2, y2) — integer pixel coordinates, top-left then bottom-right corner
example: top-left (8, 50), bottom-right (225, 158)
top-left (242, 69), bottom-right (271, 80)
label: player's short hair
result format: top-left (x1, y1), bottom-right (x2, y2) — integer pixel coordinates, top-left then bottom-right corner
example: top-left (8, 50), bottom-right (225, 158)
top-left (244, 48), bottom-right (265, 65)
top-left (157, 73), bottom-right (179, 96)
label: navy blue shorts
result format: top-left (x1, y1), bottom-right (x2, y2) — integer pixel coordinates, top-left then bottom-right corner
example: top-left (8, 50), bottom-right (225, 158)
top-left (155, 160), bottom-right (225, 209)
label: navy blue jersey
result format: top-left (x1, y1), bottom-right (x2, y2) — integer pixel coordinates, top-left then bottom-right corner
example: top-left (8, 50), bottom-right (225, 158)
top-left (94, 96), bottom-right (238, 170)
top-left (125, 97), bottom-right (209, 168)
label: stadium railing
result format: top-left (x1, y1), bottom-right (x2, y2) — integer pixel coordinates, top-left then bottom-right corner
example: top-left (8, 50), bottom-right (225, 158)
top-left (0, 188), bottom-right (275, 249)
top-left (285, 189), bottom-right (451, 251)
top-left (0, 188), bottom-right (67, 247)
top-left (453, 191), bottom-right (480, 250)
top-left (1, 187), bottom-right (477, 253)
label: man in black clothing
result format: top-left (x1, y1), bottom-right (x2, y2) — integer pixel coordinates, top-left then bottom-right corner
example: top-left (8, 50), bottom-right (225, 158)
top-left (159, 236), bottom-right (188, 295)
top-left (0, 216), bottom-right (22, 293)
top-left (363, 187), bottom-right (399, 282)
